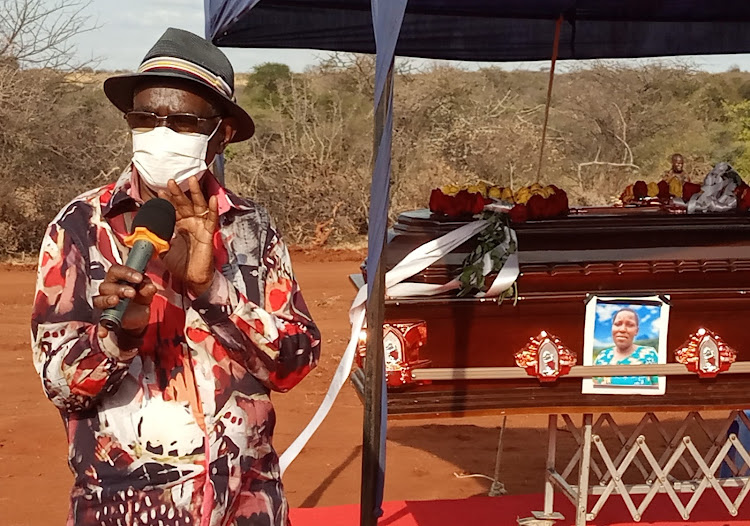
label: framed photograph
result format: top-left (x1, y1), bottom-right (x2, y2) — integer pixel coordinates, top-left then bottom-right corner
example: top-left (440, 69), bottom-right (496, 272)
top-left (582, 295), bottom-right (670, 396)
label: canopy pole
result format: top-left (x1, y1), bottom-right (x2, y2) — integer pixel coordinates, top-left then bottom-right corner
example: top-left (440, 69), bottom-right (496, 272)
top-left (536, 15), bottom-right (563, 181)
top-left (360, 57), bottom-right (394, 526)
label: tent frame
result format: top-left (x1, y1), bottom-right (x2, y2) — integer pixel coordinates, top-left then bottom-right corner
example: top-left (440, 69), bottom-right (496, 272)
top-left (360, 56), bottom-right (394, 525)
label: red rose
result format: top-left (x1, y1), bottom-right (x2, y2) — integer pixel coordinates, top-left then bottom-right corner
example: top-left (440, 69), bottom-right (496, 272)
top-left (740, 193), bottom-right (750, 213)
top-left (429, 188), bottom-right (446, 214)
top-left (509, 203), bottom-right (528, 223)
top-left (453, 190), bottom-right (472, 215)
top-left (633, 180), bottom-right (648, 199)
top-left (526, 194), bottom-right (547, 220)
top-left (657, 180), bottom-right (671, 200)
top-left (737, 184), bottom-right (750, 212)
top-left (553, 189), bottom-right (569, 215)
top-left (445, 195), bottom-right (464, 217)
top-left (470, 191), bottom-right (487, 214)
top-left (682, 182), bottom-right (702, 202)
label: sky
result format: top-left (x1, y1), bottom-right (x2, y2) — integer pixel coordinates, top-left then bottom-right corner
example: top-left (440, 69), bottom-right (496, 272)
top-left (71, 0), bottom-right (750, 74)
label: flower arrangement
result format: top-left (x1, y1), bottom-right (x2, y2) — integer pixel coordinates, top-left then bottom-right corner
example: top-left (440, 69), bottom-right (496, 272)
top-left (620, 177), bottom-right (701, 205)
top-left (510, 184), bottom-right (569, 222)
top-left (429, 182), bottom-right (569, 222)
top-left (429, 186), bottom-right (492, 217)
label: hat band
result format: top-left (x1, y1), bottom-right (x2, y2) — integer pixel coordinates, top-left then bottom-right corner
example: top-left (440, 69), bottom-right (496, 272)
top-left (139, 57), bottom-right (234, 100)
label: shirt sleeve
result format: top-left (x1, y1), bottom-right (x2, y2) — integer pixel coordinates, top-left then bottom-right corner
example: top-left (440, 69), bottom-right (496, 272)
top-left (190, 221), bottom-right (321, 393)
top-left (31, 212), bottom-right (137, 413)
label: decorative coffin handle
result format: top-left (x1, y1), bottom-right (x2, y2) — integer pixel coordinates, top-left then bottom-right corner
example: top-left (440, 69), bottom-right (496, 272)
top-left (674, 328), bottom-right (737, 378)
top-left (515, 331), bottom-right (577, 382)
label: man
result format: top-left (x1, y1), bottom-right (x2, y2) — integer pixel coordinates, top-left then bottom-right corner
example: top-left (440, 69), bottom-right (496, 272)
top-left (661, 153), bottom-right (690, 183)
top-left (31, 28), bottom-right (320, 526)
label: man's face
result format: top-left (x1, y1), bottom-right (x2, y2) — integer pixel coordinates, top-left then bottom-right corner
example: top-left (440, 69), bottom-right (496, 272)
top-left (672, 156), bottom-right (684, 174)
top-left (132, 80), bottom-right (235, 165)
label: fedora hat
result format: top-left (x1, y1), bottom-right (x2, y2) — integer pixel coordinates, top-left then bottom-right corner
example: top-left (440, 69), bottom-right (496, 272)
top-left (104, 28), bottom-right (254, 142)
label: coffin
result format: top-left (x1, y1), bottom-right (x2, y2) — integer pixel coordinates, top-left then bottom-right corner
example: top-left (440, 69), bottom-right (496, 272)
top-left (351, 207), bottom-right (750, 417)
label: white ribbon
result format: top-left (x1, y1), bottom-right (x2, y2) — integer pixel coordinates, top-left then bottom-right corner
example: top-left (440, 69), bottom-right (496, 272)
top-left (279, 217), bottom-right (520, 474)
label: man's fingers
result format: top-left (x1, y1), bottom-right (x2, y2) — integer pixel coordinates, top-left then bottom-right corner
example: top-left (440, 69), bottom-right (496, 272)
top-left (207, 195), bottom-right (219, 232)
top-left (132, 279), bottom-right (158, 306)
top-left (104, 264), bottom-right (143, 285)
top-left (99, 282), bottom-right (137, 299)
top-left (167, 179), bottom-right (195, 219)
top-left (93, 294), bottom-right (121, 310)
top-left (188, 176), bottom-right (208, 213)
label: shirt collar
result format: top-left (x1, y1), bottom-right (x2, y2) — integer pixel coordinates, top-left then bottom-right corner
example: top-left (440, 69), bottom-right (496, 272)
top-left (102, 164), bottom-right (245, 218)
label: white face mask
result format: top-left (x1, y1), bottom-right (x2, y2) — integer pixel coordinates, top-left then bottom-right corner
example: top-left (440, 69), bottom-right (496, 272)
top-left (131, 121), bottom-right (221, 191)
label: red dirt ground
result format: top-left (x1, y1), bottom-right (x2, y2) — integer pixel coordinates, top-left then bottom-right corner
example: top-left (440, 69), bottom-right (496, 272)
top-left (0, 252), bottom-right (734, 525)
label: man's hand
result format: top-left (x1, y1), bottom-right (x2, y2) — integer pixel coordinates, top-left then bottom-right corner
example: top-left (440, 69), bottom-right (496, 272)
top-left (93, 265), bottom-right (157, 339)
top-left (158, 176), bottom-right (219, 297)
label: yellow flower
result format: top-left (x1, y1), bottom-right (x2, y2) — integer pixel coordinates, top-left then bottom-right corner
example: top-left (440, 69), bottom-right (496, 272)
top-left (515, 187), bottom-right (532, 205)
top-left (668, 177), bottom-right (682, 197)
top-left (441, 184), bottom-right (460, 196)
top-left (488, 186), bottom-right (502, 199)
top-left (541, 185), bottom-right (555, 198)
top-left (647, 182), bottom-right (659, 198)
top-left (529, 182), bottom-right (543, 193)
top-left (501, 187), bottom-right (514, 201)
top-left (620, 184), bottom-right (634, 203)
top-left (475, 181), bottom-right (489, 196)
top-left (466, 184), bottom-right (483, 196)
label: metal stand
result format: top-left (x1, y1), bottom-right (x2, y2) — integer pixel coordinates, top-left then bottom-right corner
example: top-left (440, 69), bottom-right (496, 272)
top-left (531, 411), bottom-right (750, 525)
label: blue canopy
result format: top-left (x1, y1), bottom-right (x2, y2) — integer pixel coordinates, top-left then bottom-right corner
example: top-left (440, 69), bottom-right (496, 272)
top-left (206, 0), bottom-right (750, 62)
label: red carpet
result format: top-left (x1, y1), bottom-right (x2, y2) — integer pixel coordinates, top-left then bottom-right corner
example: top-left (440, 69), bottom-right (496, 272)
top-left (290, 492), bottom-right (750, 525)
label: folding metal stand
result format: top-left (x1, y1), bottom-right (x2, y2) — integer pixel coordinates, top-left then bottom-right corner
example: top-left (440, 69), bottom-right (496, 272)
top-left (532, 411), bottom-right (750, 525)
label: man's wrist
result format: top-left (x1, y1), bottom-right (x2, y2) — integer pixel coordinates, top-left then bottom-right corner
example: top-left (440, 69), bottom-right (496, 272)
top-left (188, 273), bottom-right (215, 300)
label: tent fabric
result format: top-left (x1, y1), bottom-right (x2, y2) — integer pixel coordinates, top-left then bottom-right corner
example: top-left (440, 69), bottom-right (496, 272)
top-left (368, 2), bottom-right (408, 514)
top-left (205, 0), bottom-right (750, 62)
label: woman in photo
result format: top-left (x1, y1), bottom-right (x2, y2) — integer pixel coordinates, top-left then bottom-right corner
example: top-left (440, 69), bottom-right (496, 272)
top-left (593, 307), bottom-right (659, 386)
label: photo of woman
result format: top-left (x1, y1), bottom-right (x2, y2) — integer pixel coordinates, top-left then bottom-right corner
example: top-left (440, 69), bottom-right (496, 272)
top-left (582, 296), bottom-right (669, 395)
top-left (593, 307), bottom-right (659, 386)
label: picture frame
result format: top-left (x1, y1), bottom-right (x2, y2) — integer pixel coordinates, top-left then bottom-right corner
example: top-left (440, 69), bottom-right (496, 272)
top-left (581, 295), bottom-right (670, 396)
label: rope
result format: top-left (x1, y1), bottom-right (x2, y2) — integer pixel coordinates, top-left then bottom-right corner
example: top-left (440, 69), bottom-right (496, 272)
top-left (535, 15), bottom-right (564, 181)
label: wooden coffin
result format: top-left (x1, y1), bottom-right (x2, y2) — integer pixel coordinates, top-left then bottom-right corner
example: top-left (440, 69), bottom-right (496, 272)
top-left (351, 208), bottom-right (750, 417)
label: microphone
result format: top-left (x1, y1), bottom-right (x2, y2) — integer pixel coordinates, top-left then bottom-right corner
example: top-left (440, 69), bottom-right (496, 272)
top-left (100, 198), bottom-right (176, 332)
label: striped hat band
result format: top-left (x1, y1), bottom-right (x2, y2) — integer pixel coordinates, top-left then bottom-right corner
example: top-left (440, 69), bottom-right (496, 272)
top-left (138, 56), bottom-right (234, 101)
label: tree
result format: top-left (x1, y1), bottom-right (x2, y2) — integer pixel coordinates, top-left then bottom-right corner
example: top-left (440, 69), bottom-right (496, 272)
top-left (726, 100), bottom-right (750, 176)
top-left (243, 62), bottom-right (292, 106)
top-left (0, 0), bottom-right (95, 69)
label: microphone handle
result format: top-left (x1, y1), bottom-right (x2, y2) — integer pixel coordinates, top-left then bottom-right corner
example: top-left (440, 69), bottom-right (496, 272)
top-left (100, 240), bottom-right (155, 332)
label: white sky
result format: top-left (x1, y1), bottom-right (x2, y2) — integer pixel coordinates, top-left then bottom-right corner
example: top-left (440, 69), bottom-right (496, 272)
top-left (71, 0), bottom-right (750, 73)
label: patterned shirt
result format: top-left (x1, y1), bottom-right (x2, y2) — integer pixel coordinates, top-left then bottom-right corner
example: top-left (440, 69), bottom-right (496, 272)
top-left (593, 345), bottom-right (659, 386)
top-left (31, 167), bottom-right (321, 526)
